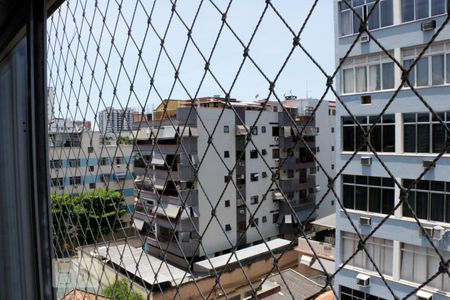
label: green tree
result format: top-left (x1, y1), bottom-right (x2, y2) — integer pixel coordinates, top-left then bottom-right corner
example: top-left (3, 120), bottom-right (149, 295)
top-left (51, 188), bottom-right (127, 257)
top-left (103, 279), bottom-right (145, 300)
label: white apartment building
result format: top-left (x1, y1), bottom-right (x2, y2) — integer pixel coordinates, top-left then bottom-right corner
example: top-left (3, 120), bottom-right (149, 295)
top-left (335, 1), bottom-right (450, 299)
top-left (98, 107), bottom-right (135, 135)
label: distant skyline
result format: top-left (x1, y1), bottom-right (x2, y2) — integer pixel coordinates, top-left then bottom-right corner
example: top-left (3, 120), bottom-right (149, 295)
top-left (47, 1), bottom-right (335, 124)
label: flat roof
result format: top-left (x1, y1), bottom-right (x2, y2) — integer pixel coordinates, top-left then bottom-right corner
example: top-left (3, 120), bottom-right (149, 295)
top-left (261, 269), bottom-right (327, 300)
top-left (91, 241), bottom-right (190, 286)
top-left (311, 213), bottom-right (336, 229)
top-left (193, 239), bottom-right (291, 273)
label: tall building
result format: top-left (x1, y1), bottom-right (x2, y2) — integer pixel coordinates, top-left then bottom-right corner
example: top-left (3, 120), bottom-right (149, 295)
top-left (334, 1), bottom-right (450, 299)
top-left (49, 131), bottom-right (135, 207)
top-left (98, 107), bottom-right (135, 134)
top-left (132, 97), bottom-right (319, 260)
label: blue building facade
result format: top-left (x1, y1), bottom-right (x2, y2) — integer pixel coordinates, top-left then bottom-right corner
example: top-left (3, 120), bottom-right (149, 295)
top-left (334, 1), bottom-right (450, 299)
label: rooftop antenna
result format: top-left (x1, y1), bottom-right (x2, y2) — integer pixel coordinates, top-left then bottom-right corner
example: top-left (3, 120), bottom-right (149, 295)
top-left (306, 81), bottom-right (309, 99)
top-left (255, 93), bottom-right (259, 99)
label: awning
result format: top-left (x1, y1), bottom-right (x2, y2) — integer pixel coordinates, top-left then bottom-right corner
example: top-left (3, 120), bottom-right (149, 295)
top-left (132, 218), bottom-right (145, 231)
top-left (114, 172), bottom-right (127, 180)
top-left (300, 254), bottom-right (313, 266)
top-left (236, 125), bottom-right (249, 135)
top-left (158, 126), bottom-right (177, 139)
top-left (310, 258), bottom-right (335, 275)
top-left (273, 191), bottom-right (284, 201)
top-left (133, 128), bottom-right (152, 141)
top-left (177, 126), bottom-right (190, 137)
top-left (310, 213), bottom-right (336, 229)
top-left (153, 204), bottom-right (181, 219)
top-left (151, 152), bottom-right (166, 166)
top-left (189, 127), bottom-right (199, 137)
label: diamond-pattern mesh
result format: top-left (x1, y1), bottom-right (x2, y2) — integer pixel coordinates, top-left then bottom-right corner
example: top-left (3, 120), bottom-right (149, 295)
top-left (47, 0), bottom-right (450, 299)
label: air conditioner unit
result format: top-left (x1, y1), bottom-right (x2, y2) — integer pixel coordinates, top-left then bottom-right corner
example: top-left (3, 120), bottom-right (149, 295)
top-left (423, 160), bottom-right (435, 168)
top-left (359, 216), bottom-right (371, 226)
top-left (416, 290), bottom-right (433, 300)
top-left (433, 226), bottom-right (445, 240)
top-left (421, 226), bottom-right (434, 237)
top-left (356, 273), bottom-right (370, 286)
top-left (361, 156), bottom-right (372, 166)
top-left (421, 20), bottom-right (436, 32)
top-left (360, 33), bottom-right (370, 43)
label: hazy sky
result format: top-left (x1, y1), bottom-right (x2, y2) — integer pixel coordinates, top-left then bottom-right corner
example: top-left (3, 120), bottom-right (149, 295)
top-left (47, 0), bottom-right (335, 122)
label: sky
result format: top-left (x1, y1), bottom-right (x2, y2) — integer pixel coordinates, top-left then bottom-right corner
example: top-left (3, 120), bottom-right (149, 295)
top-left (47, 0), bottom-right (335, 123)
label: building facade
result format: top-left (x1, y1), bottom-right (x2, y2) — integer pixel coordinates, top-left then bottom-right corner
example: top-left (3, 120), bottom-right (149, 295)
top-left (49, 131), bottom-right (135, 207)
top-left (132, 98), bottom-right (319, 260)
top-left (334, 1), bottom-right (450, 299)
top-left (98, 107), bottom-right (135, 135)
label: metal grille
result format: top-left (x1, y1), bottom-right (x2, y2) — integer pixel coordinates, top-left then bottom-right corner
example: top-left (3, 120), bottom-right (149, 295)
top-left (46, 0), bottom-right (450, 299)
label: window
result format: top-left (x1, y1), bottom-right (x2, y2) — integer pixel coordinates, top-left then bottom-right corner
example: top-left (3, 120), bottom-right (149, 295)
top-left (251, 126), bottom-right (258, 135)
top-left (224, 175), bottom-right (231, 183)
top-left (287, 169), bottom-right (294, 179)
top-left (272, 213), bottom-right (279, 224)
top-left (339, 0), bottom-right (393, 36)
top-left (331, 164), bottom-right (335, 170)
top-left (250, 150), bottom-right (258, 159)
top-left (342, 232), bottom-right (393, 275)
top-left (225, 224), bottom-right (232, 231)
top-left (340, 286), bottom-right (387, 300)
top-left (316, 146), bottom-right (320, 153)
top-left (224, 150), bottom-right (230, 158)
top-left (342, 114), bottom-right (395, 152)
top-left (262, 216), bottom-right (267, 223)
top-left (250, 217), bottom-right (259, 227)
top-left (250, 195), bottom-right (259, 205)
top-left (310, 167), bottom-right (316, 175)
top-left (332, 146), bottom-right (335, 151)
top-left (250, 173), bottom-right (259, 182)
top-left (272, 126), bottom-right (279, 137)
top-left (403, 43), bottom-right (450, 88)
top-left (342, 52), bottom-right (395, 94)
top-left (402, 0), bottom-right (446, 22)
top-left (343, 175), bottom-right (395, 214)
top-left (401, 243), bottom-right (450, 290)
top-left (100, 157), bottom-right (109, 165)
top-left (272, 148), bottom-right (280, 159)
top-left (299, 148), bottom-right (314, 162)
top-left (89, 183), bottom-right (96, 189)
top-left (402, 179), bottom-right (450, 222)
top-left (299, 169), bottom-right (307, 184)
top-left (225, 200), bottom-right (230, 207)
top-left (50, 160), bottom-right (62, 169)
top-left (223, 125), bottom-right (229, 133)
top-left (403, 112), bottom-right (449, 153)
top-left (51, 177), bottom-right (64, 187)
top-left (331, 127), bottom-right (334, 133)
top-left (261, 149), bottom-right (267, 156)
top-left (262, 171), bottom-right (268, 178)
top-left (68, 159), bottom-right (80, 167)
top-left (115, 157), bottom-right (123, 164)
top-left (261, 126), bottom-right (266, 133)
top-left (88, 146), bottom-right (94, 153)
top-left (89, 165), bottom-right (94, 172)
top-left (69, 176), bottom-right (82, 185)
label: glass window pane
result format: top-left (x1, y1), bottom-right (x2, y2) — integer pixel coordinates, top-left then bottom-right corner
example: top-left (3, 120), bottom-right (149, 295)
top-left (446, 54), bottom-right (450, 84)
top-left (368, 3), bottom-right (380, 29)
top-left (343, 185), bottom-right (355, 209)
top-left (383, 124), bottom-right (395, 152)
top-left (370, 125), bottom-right (382, 151)
top-left (355, 66), bottom-right (367, 92)
top-left (404, 124), bottom-right (416, 152)
top-left (431, 0), bottom-right (446, 16)
top-left (382, 62), bottom-right (395, 89)
top-left (416, 0), bottom-right (430, 19)
top-left (355, 186), bottom-right (368, 211)
top-left (402, 0), bottom-right (415, 22)
top-left (368, 64), bottom-right (381, 91)
top-left (417, 57), bottom-right (429, 86)
top-left (416, 191), bottom-right (429, 219)
top-left (343, 126), bottom-right (355, 151)
top-left (369, 187), bottom-right (382, 213)
top-left (381, 0), bottom-right (394, 26)
top-left (431, 193), bottom-right (445, 222)
top-left (356, 125), bottom-right (367, 151)
top-left (343, 68), bottom-right (355, 93)
top-left (417, 124), bottom-right (430, 152)
top-left (403, 59), bottom-right (416, 86)
top-left (446, 195), bottom-right (450, 223)
top-left (432, 123), bottom-right (446, 153)
top-left (382, 189), bottom-right (395, 214)
top-left (353, 7), bottom-right (364, 33)
top-left (432, 54), bottom-right (444, 85)
top-left (403, 192), bottom-right (415, 217)
top-left (340, 10), bottom-right (353, 36)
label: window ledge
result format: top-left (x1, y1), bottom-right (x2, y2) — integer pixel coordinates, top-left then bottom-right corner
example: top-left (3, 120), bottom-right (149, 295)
top-left (340, 151), bottom-right (450, 158)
